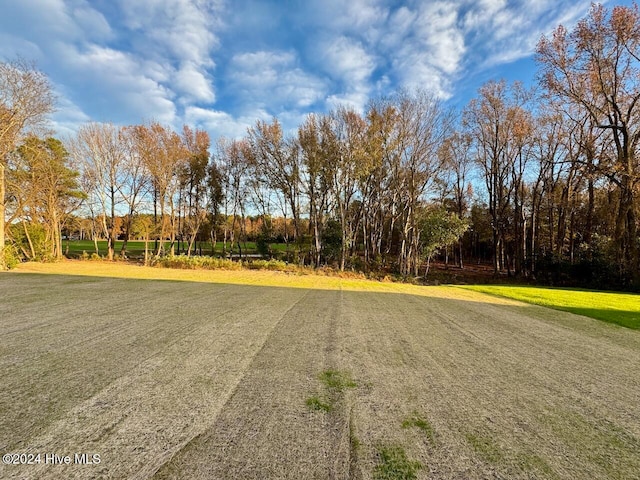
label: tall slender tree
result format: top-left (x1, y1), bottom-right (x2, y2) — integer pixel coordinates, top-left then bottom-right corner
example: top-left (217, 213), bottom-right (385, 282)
top-left (0, 59), bottom-right (54, 267)
top-left (69, 123), bottom-right (126, 261)
top-left (465, 80), bottom-right (530, 275)
top-left (248, 119), bottom-right (302, 243)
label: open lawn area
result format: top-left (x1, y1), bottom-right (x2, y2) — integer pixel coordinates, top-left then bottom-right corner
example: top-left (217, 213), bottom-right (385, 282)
top-left (460, 285), bottom-right (640, 330)
top-left (1, 262), bottom-right (639, 479)
top-left (63, 240), bottom-right (290, 259)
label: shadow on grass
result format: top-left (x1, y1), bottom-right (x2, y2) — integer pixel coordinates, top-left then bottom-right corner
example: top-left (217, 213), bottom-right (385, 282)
top-left (551, 307), bottom-right (639, 330)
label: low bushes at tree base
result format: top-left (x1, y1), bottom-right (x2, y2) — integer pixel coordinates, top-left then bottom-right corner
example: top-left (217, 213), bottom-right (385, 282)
top-left (1, 245), bottom-right (21, 270)
top-left (151, 255), bottom-right (306, 274)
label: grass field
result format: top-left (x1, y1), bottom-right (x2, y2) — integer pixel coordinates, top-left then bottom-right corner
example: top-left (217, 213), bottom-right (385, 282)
top-left (64, 240), bottom-right (290, 259)
top-left (460, 285), bottom-right (640, 330)
top-left (1, 262), bottom-right (639, 479)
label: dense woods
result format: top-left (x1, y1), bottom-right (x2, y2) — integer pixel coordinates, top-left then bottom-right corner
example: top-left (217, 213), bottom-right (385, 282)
top-left (2, 3), bottom-right (640, 289)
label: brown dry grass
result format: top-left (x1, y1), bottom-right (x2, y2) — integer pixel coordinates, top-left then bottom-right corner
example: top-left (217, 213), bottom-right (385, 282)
top-left (1, 263), bottom-right (639, 479)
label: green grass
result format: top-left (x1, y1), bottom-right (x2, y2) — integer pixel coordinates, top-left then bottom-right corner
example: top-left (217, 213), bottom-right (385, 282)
top-left (460, 285), bottom-right (640, 329)
top-left (544, 409), bottom-right (640, 478)
top-left (305, 370), bottom-right (357, 414)
top-left (465, 432), bottom-right (504, 464)
top-left (401, 412), bottom-right (435, 445)
top-left (63, 239), bottom-right (292, 259)
top-left (516, 453), bottom-right (557, 479)
top-left (305, 396), bottom-right (332, 412)
top-left (319, 369), bottom-right (357, 392)
top-left (374, 446), bottom-right (423, 480)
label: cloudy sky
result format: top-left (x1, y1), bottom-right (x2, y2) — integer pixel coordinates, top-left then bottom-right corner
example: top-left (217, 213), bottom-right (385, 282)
top-left (0, 0), bottom-right (631, 139)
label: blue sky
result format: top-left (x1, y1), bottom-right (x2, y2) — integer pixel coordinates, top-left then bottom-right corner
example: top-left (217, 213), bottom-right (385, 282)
top-left (0, 0), bottom-right (632, 139)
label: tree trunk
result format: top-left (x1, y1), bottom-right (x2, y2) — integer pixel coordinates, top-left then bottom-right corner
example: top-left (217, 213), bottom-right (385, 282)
top-left (120, 214), bottom-right (131, 257)
top-left (108, 186), bottom-right (116, 261)
top-left (22, 219), bottom-right (35, 259)
top-left (424, 255), bottom-right (431, 278)
top-left (492, 227), bottom-right (499, 275)
top-left (585, 176), bottom-right (594, 250)
top-left (615, 178), bottom-right (638, 284)
top-left (144, 231), bottom-right (149, 266)
top-left (52, 207), bottom-right (62, 260)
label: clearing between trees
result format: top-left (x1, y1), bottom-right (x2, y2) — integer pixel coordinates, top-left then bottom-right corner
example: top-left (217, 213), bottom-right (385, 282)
top-left (1, 263), bottom-right (639, 479)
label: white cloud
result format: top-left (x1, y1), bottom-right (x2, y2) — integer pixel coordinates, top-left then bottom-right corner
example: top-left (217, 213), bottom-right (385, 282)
top-left (229, 50), bottom-right (327, 111)
top-left (308, 0), bottom-right (388, 42)
top-left (462, 0), bottom-right (506, 31)
top-left (460, 0), bottom-right (596, 70)
top-left (70, 4), bottom-right (113, 41)
top-left (0, 0), bottom-right (108, 47)
top-left (414, 2), bottom-right (465, 75)
top-left (0, 33), bottom-right (43, 61)
top-left (326, 92), bottom-right (371, 113)
top-left (314, 36), bottom-right (377, 112)
top-left (391, 56), bottom-right (452, 99)
top-left (319, 36), bottom-right (376, 85)
top-left (110, 0), bottom-right (225, 118)
top-left (184, 106), bottom-right (262, 139)
top-left (117, 0), bottom-right (222, 66)
top-left (51, 93), bottom-right (91, 138)
top-left (174, 62), bottom-right (216, 103)
top-left (378, 1), bottom-right (465, 98)
top-left (0, 0), bottom-right (607, 138)
top-left (385, 6), bottom-right (417, 45)
top-left (57, 43), bottom-right (177, 124)
top-left (0, 0), bottom-right (230, 131)
top-left (230, 51), bottom-right (296, 87)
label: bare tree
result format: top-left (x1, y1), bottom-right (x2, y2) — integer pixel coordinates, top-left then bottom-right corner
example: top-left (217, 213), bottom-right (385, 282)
top-left (118, 126), bottom-right (150, 257)
top-left (298, 113), bottom-right (335, 267)
top-left (330, 107), bottom-right (366, 271)
top-left (129, 122), bottom-right (188, 257)
top-left (69, 123), bottom-right (126, 261)
top-left (180, 125), bottom-right (210, 256)
top-left (465, 80), bottom-right (530, 275)
top-left (0, 59), bottom-right (54, 267)
top-left (248, 119), bottom-right (302, 244)
top-left (439, 131), bottom-right (473, 268)
top-left (537, 2), bottom-right (640, 283)
top-left (360, 104), bottom-right (395, 269)
top-left (393, 90), bottom-right (451, 276)
top-left (216, 138), bottom-right (250, 259)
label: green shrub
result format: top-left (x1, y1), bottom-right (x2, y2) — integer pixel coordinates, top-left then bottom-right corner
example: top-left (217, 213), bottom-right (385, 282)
top-left (1, 244), bottom-right (21, 269)
top-left (152, 255), bottom-right (242, 270)
top-left (248, 259), bottom-right (291, 271)
top-left (148, 254), bottom-right (329, 275)
top-left (9, 223), bottom-right (48, 261)
top-left (256, 234), bottom-right (274, 259)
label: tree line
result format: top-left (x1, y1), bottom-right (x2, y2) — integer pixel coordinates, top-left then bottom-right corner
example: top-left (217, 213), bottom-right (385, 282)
top-left (2, 3), bottom-right (640, 288)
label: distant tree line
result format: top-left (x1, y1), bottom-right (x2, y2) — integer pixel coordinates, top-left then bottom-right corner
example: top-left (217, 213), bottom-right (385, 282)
top-left (2, 3), bottom-right (640, 289)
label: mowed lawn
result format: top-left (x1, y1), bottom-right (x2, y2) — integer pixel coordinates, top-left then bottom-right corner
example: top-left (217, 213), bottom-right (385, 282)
top-left (460, 285), bottom-right (640, 330)
top-left (1, 263), bottom-right (640, 479)
top-left (64, 240), bottom-right (290, 259)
